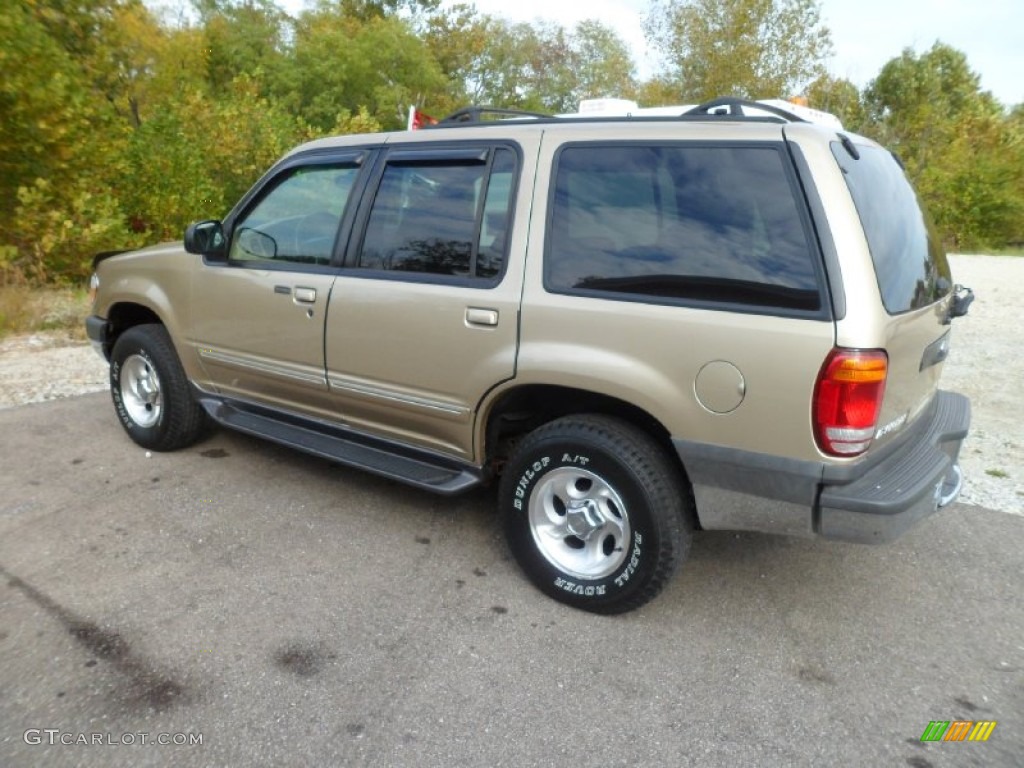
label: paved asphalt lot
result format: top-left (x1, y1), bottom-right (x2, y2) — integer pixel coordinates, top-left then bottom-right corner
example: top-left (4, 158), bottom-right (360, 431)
top-left (1, 393), bottom-right (1021, 767)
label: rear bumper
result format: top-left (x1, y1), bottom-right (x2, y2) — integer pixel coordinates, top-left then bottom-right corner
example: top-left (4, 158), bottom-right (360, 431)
top-left (673, 390), bottom-right (971, 544)
top-left (817, 391), bottom-right (970, 542)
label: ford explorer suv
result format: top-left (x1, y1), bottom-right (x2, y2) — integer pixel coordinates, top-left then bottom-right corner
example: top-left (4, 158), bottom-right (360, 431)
top-left (86, 98), bottom-right (972, 613)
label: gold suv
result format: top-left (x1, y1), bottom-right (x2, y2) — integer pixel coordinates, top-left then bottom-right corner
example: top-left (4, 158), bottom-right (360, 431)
top-left (87, 99), bottom-right (973, 613)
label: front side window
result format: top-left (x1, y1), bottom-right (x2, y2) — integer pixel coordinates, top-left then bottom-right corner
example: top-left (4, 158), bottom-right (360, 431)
top-left (358, 147), bottom-right (516, 280)
top-left (230, 165), bottom-right (359, 266)
top-left (546, 144), bottom-right (822, 312)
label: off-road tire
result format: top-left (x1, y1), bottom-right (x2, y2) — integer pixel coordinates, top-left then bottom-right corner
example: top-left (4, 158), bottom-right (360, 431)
top-left (110, 324), bottom-right (208, 451)
top-left (500, 414), bottom-right (692, 614)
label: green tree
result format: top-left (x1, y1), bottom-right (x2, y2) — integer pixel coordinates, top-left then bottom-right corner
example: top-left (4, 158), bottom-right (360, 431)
top-left (864, 42), bottom-right (988, 152)
top-left (118, 75), bottom-right (311, 239)
top-left (571, 19), bottom-right (638, 104)
top-left (634, 75), bottom-right (686, 107)
top-left (520, 20), bottom-right (637, 112)
top-left (279, 6), bottom-right (446, 130)
top-left (0, 1), bottom-right (88, 217)
top-left (864, 42), bottom-right (1023, 248)
top-left (193, 0), bottom-right (290, 96)
top-left (644, 0), bottom-right (832, 102)
top-left (423, 11), bottom-right (635, 114)
top-left (470, 21), bottom-right (544, 109)
top-left (0, 0), bottom-right (137, 282)
top-left (421, 3), bottom-right (491, 112)
top-left (805, 74), bottom-right (866, 132)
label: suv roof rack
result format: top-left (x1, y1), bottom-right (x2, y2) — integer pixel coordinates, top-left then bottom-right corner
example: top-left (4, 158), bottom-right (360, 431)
top-left (425, 97), bottom-right (840, 129)
top-left (435, 106), bottom-right (552, 125)
top-left (682, 97), bottom-right (808, 123)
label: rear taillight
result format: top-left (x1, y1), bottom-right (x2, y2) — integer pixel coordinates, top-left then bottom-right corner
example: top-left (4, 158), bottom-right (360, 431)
top-left (813, 349), bottom-right (888, 457)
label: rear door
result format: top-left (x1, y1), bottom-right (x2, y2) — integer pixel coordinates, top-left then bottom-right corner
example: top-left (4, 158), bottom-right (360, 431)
top-left (323, 140), bottom-right (533, 460)
top-left (522, 126), bottom-right (837, 464)
top-left (828, 140), bottom-right (957, 444)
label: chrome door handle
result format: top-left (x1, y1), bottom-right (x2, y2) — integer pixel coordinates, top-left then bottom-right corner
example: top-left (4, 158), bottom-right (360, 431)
top-left (294, 287), bottom-right (317, 303)
top-left (465, 307), bottom-right (498, 327)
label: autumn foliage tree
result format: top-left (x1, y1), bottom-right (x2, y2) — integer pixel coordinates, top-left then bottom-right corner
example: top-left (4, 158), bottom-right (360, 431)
top-left (1, 0), bottom-right (1022, 287)
top-left (0, 0), bottom-right (140, 281)
top-left (864, 43), bottom-right (1024, 248)
top-left (644, 0), bottom-right (832, 101)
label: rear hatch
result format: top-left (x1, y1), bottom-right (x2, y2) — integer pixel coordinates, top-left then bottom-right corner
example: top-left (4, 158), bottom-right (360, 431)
top-left (831, 140), bottom-right (963, 451)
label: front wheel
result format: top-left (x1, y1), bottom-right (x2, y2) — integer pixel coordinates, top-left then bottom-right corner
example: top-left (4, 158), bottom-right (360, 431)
top-left (500, 415), bottom-right (692, 614)
top-left (110, 324), bottom-right (208, 451)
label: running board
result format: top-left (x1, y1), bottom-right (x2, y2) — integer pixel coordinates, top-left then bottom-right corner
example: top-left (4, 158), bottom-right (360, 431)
top-left (198, 397), bottom-right (483, 495)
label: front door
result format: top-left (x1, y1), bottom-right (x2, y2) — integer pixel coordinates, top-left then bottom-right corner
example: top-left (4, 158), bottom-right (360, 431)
top-left (189, 159), bottom-right (363, 417)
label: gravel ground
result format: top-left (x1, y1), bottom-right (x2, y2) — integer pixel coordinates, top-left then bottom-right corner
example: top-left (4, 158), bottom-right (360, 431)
top-left (0, 254), bottom-right (1020, 514)
top-left (936, 255), bottom-right (1024, 515)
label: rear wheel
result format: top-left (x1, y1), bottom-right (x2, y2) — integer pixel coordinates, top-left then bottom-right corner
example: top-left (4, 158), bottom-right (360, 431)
top-left (500, 414), bottom-right (691, 614)
top-left (110, 324), bottom-right (208, 451)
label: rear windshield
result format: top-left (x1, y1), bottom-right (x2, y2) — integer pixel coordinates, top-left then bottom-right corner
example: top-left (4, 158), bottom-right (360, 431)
top-left (832, 143), bottom-right (951, 313)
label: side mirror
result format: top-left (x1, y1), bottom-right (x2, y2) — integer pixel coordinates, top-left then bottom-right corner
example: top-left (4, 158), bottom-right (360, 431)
top-left (184, 220), bottom-right (227, 258)
top-left (945, 284), bottom-right (974, 324)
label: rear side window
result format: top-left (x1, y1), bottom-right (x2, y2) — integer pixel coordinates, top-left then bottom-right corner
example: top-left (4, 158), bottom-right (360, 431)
top-left (545, 143), bottom-right (822, 312)
top-left (832, 143), bottom-right (951, 313)
top-left (358, 147), bottom-right (516, 281)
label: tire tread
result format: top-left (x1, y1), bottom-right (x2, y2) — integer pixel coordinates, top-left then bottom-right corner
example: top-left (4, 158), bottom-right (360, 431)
top-left (111, 324), bottom-right (208, 451)
top-left (502, 414), bottom-right (692, 614)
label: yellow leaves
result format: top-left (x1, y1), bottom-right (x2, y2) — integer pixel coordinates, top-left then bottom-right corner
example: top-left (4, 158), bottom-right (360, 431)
top-left (645, 0), bottom-right (832, 101)
top-left (331, 107), bottom-right (382, 136)
top-left (3, 177), bottom-right (140, 284)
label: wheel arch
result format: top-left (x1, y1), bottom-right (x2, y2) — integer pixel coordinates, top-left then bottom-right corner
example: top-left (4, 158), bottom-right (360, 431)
top-left (479, 384), bottom-right (694, 512)
top-left (100, 302), bottom-right (164, 357)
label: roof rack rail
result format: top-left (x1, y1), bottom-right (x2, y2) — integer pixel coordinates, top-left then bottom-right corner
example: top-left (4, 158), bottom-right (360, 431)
top-left (421, 98), bottom-right (837, 130)
top-left (682, 97), bottom-right (808, 123)
top-left (434, 106), bottom-right (552, 125)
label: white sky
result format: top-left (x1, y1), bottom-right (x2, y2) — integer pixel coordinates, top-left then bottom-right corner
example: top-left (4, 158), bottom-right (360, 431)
top-left (277, 0), bottom-right (1023, 107)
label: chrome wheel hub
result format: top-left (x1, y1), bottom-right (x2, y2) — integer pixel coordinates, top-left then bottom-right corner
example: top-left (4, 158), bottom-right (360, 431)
top-left (528, 467), bottom-right (630, 580)
top-left (565, 499), bottom-right (605, 539)
top-left (120, 354), bottom-right (163, 428)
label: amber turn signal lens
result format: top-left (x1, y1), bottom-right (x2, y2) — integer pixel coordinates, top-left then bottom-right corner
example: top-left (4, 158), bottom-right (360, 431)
top-left (813, 349), bottom-right (889, 456)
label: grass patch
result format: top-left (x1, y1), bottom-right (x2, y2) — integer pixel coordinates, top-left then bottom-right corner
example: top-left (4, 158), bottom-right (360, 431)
top-left (0, 284), bottom-right (91, 340)
top-left (984, 468), bottom-right (1009, 479)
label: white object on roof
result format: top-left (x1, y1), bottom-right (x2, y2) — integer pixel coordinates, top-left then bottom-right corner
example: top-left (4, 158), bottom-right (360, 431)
top-left (576, 98), bottom-right (641, 116)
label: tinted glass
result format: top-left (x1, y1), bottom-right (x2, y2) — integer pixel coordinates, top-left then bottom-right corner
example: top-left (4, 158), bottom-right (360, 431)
top-left (833, 143), bottom-right (951, 313)
top-left (361, 162), bottom-right (484, 276)
top-left (230, 166), bottom-right (358, 266)
top-left (478, 148), bottom-right (516, 278)
top-left (359, 149), bottom-right (516, 280)
top-left (546, 144), bottom-right (821, 311)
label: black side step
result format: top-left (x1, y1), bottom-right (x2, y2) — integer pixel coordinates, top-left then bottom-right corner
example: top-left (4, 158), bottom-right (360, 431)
top-left (198, 397), bottom-right (484, 495)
